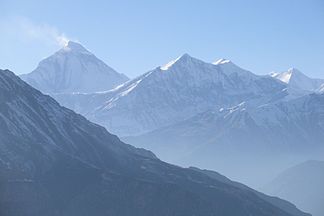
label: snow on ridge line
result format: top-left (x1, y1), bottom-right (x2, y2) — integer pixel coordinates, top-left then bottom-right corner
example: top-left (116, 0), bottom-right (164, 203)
top-left (213, 58), bottom-right (231, 65)
top-left (102, 71), bottom-right (154, 110)
top-left (278, 71), bottom-right (293, 83)
top-left (160, 55), bottom-right (183, 71)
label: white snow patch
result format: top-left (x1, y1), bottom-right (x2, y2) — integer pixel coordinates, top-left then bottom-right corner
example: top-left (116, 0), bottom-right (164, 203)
top-left (279, 71), bottom-right (292, 83)
top-left (160, 55), bottom-right (182, 70)
top-left (224, 101), bottom-right (246, 118)
top-left (213, 58), bottom-right (231, 65)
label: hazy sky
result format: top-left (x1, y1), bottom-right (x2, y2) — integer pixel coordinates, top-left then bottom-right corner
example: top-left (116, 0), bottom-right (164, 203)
top-left (1, 0), bottom-right (324, 78)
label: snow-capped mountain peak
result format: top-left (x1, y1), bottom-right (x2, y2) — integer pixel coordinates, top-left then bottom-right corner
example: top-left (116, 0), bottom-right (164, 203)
top-left (271, 68), bottom-right (324, 92)
top-left (160, 55), bottom-right (183, 70)
top-left (20, 41), bottom-right (129, 94)
top-left (272, 68), bottom-right (309, 84)
top-left (275, 70), bottom-right (293, 83)
top-left (61, 41), bottom-right (92, 54)
top-left (160, 53), bottom-right (199, 71)
top-left (278, 68), bottom-right (303, 83)
top-left (212, 58), bottom-right (258, 78)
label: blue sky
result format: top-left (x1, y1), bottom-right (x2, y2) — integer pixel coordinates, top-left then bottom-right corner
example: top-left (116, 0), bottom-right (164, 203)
top-left (1, 0), bottom-right (323, 78)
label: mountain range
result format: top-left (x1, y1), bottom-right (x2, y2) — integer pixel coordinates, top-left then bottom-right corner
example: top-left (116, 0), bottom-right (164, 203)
top-left (0, 69), bottom-right (310, 216)
top-left (52, 51), bottom-right (290, 136)
top-left (20, 42), bottom-right (324, 189)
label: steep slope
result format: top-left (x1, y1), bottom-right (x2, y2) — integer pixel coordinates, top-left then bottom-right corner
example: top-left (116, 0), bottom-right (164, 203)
top-left (190, 167), bottom-right (309, 216)
top-left (20, 41), bottom-right (128, 94)
top-left (0, 69), bottom-right (309, 216)
top-left (271, 68), bottom-right (324, 92)
top-left (124, 93), bottom-right (324, 187)
top-left (54, 54), bottom-right (289, 136)
top-left (262, 160), bottom-right (324, 216)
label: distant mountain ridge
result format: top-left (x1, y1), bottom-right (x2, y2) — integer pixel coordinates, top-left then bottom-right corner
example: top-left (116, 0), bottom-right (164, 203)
top-left (190, 167), bottom-right (310, 216)
top-left (123, 92), bottom-right (324, 186)
top-left (54, 54), bottom-right (289, 136)
top-left (20, 41), bottom-right (128, 94)
top-left (262, 160), bottom-right (324, 216)
top-left (125, 92), bottom-right (324, 154)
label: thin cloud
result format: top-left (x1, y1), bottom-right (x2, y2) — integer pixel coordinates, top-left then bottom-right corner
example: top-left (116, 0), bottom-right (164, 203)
top-left (1, 16), bottom-right (71, 47)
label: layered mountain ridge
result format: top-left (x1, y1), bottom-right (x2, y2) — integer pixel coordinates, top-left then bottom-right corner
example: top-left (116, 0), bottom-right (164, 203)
top-left (55, 54), bottom-right (289, 136)
top-left (17, 45), bottom-right (323, 192)
top-left (262, 160), bottom-right (324, 216)
top-left (0, 69), bottom-right (309, 216)
top-left (123, 92), bottom-right (324, 186)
